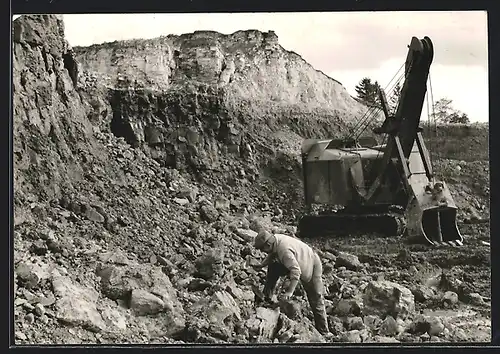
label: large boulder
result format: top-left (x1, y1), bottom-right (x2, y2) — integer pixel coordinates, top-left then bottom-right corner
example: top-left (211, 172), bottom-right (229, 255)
top-left (194, 249), bottom-right (225, 280)
top-left (191, 290), bottom-right (241, 325)
top-left (363, 280), bottom-right (415, 319)
top-left (335, 252), bottom-right (362, 270)
top-left (411, 285), bottom-right (436, 303)
top-left (51, 274), bottom-right (107, 333)
top-left (96, 261), bottom-right (186, 336)
top-left (189, 290), bottom-right (242, 342)
top-left (274, 314), bottom-right (325, 343)
top-left (130, 289), bottom-right (166, 316)
top-left (245, 307), bottom-right (281, 342)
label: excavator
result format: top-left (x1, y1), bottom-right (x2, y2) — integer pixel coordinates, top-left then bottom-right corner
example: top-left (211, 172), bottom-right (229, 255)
top-left (297, 36), bottom-right (464, 246)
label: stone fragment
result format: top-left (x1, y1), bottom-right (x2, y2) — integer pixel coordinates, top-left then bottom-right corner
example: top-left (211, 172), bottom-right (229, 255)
top-left (335, 252), bottom-right (362, 270)
top-left (130, 289), bottom-right (165, 316)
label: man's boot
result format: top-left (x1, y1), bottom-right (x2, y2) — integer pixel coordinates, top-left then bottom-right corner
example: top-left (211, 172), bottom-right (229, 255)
top-left (313, 312), bottom-right (330, 335)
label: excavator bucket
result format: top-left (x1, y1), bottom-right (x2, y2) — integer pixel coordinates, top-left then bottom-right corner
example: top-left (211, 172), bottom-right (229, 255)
top-left (400, 134), bottom-right (464, 246)
top-left (405, 180), bottom-right (463, 246)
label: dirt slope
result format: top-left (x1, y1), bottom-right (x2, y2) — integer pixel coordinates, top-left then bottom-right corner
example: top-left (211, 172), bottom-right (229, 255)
top-left (12, 15), bottom-right (490, 345)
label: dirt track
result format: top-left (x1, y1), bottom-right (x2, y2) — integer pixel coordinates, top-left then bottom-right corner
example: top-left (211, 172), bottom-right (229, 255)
top-left (310, 222), bottom-right (491, 343)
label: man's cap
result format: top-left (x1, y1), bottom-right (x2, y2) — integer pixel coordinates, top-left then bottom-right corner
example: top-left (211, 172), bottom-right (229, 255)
top-left (254, 230), bottom-right (273, 249)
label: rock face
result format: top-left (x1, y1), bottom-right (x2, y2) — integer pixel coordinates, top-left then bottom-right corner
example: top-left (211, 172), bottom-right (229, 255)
top-left (13, 15), bottom-right (92, 206)
top-left (74, 30), bottom-right (365, 114)
top-left (72, 29), bottom-right (377, 179)
top-left (69, 28), bottom-right (377, 220)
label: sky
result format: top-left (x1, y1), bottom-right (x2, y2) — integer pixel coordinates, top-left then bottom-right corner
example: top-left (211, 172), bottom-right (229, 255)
top-left (13, 12), bottom-right (489, 122)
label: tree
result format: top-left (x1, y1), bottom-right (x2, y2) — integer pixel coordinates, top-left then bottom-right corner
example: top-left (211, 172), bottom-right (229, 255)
top-left (355, 77), bottom-right (381, 107)
top-left (431, 98), bottom-right (453, 123)
top-left (431, 98), bottom-right (470, 124)
top-left (448, 112), bottom-right (470, 124)
top-left (388, 82), bottom-right (402, 114)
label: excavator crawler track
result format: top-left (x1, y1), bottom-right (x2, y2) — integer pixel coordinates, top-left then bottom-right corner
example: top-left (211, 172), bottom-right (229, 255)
top-left (298, 210), bottom-right (463, 247)
top-left (297, 212), bottom-right (406, 239)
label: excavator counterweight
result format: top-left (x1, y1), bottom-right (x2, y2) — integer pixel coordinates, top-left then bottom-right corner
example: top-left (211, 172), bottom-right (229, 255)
top-left (297, 36), bottom-right (463, 246)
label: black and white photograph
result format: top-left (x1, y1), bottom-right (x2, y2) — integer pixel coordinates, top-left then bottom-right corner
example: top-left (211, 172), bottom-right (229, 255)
top-left (11, 10), bottom-right (490, 345)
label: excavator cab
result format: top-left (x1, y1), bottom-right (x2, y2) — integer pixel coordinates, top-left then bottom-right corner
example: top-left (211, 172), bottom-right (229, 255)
top-left (298, 36), bottom-right (464, 247)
